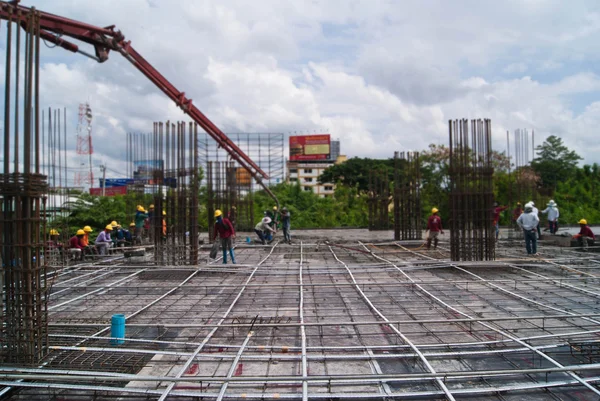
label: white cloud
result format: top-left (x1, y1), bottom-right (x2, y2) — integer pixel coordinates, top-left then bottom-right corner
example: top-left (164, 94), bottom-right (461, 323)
top-left (1, 0), bottom-right (599, 176)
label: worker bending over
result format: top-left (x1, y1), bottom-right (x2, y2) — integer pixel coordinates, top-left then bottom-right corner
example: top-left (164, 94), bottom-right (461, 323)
top-left (255, 217), bottom-right (276, 245)
top-left (425, 208), bottom-right (444, 250)
top-left (573, 219), bottom-right (595, 251)
top-left (517, 204), bottom-right (540, 256)
top-left (213, 209), bottom-right (236, 264)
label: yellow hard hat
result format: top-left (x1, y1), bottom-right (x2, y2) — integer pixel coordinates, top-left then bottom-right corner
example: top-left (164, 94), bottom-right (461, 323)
top-left (83, 225), bottom-right (93, 232)
top-left (214, 209), bottom-right (222, 217)
top-left (129, 222), bottom-right (135, 227)
top-left (76, 229), bottom-right (85, 235)
top-left (162, 210), bottom-right (166, 216)
top-left (432, 207), bottom-right (439, 214)
top-left (273, 206), bottom-right (278, 211)
top-left (110, 221), bottom-right (118, 227)
top-left (149, 204), bottom-right (155, 209)
top-left (579, 219), bottom-right (587, 225)
top-left (137, 205), bottom-right (144, 212)
top-left (105, 225), bottom-right (113, 231)
top-left (49, 229), bottom-right (59, 236)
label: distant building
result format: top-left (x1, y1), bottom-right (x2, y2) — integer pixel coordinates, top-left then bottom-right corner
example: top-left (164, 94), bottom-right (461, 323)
top-left (285, 134), bottom-right (345, 198)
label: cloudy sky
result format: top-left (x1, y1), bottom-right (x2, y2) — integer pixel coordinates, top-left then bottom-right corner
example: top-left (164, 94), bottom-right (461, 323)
top-left (2, 0), bottom-right (600, 184)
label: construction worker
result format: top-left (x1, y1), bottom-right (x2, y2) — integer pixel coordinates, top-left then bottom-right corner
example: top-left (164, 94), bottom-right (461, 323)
top-left (47, 229), bottom-right (62, 250)
top-left (68, 229), bottom-right (85, 261)
top-left (125, 223), bottom-right (135, 246)
top-left (134, 205), bottom-right (148, 245)
top-left (255, 217), bottom-right (276, 245)
top-left (425, 208), bottom-right (444, 250)
top-left (271, 206), bottom-right (280, 228)
top-left (213, 209), bottom-right (236, 264)
top-left (96, 224), bottom-right (113, 255)
top-left (492, 202), bottom-right (509, 240)
top-left (541, 200), bottom-right (559, 234)
top-left (517, 203), bottom-right (540, 256)
top-left (162, 210), bottom-right (167, 240)
top-left (512, 202), bottom-right (523, 230)
top-left (281, 207), bottom-right (292, 244)
top-left (573, 219), bottom-right (595, 251)
top-left (80, 226), bottom-right (97, 256)
top-left (113, 223), bottom-right (127, 248)
top-left (528, 201), bottom-right (541, 239)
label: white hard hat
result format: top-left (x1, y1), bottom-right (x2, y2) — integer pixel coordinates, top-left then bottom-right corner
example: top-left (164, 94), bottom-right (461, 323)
top-left (262, 217), bottom-right (272, 224)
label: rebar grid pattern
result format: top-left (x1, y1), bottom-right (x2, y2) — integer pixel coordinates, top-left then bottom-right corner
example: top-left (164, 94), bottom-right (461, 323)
top-left (394, 151), bottom-right (422, 241)
top-left (4, 232), bottom-right (600, 399)
top-left (449, 119), bottom-right (495, 261)
top-left (0, 4), bottom-right (50, 366)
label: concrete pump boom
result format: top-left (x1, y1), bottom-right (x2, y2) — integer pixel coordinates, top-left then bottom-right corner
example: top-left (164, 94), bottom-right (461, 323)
top-left (0, 1), bottom-right (280, 209)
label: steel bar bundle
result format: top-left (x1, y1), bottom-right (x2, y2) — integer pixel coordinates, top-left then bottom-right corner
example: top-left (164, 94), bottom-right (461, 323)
top-left (0, 4), bottom-right (50, 364)
top-left (448, 119), bottom-right (495, 261)
top-left (368, 169), bottom-right (390, 231)
top-left (394, 151), bottom-right (422, 240)
top-left (126, 122), bottom-right (199, 265)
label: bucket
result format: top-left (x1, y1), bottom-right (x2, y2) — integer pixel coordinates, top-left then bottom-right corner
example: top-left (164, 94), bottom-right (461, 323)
top-left (110, 314), bottom-right (126, 345)
top-left (246, 236), bottom-right (251, 244)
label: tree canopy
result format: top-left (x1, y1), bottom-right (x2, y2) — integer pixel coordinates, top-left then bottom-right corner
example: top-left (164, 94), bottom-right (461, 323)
top-left (531, 135), bottom-right (582, 190)
top-left (317, 157), bottom-right (395, 192)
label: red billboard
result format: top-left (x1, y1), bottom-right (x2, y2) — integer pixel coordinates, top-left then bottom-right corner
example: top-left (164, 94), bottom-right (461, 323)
top-left (90, 186), bottom-right (128, 196)
top-left (289, 134), bottom-right (331, 161)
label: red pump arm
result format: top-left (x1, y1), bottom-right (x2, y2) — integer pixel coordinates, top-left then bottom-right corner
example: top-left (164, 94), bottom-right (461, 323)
top-left (0, 1), bottom-right (280, 207)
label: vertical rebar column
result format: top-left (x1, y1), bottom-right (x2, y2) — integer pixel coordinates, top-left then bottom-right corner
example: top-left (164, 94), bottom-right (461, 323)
top-left (395, 151), bottom-right (422, 240)
top-left (1, 5), bottom-right (49, 365)
top-left (368, 169), bottom-right (390, 230)
top-left (449, 119), bottom-right (495, 261)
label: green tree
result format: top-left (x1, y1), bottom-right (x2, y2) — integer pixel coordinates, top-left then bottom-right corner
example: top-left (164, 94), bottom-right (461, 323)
top-left (531, 135), bottom-right (582, 190)
top-left (318, 157), bottom-right (395, 192)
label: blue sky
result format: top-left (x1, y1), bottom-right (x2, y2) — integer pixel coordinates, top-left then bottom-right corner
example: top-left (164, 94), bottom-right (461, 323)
top-left (2, 0), bottom-right (600, 184)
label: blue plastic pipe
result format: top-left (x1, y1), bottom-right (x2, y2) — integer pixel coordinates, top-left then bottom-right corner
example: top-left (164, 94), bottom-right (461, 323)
top-left (110, 314), bottom-right (126, 345)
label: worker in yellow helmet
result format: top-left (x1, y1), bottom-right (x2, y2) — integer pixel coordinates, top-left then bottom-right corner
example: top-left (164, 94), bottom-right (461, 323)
top-left (96, 224), bottom-right (114, 255)
top-left (425, 207), bottom-right (444, 250)
top-left (81, 226), bottom-right (97, 256)
top-left (134, 205), bottom-right (148, 245)
top-left (47, 229), bottom-right (63, 252)
top-left (213, 209), bottom-right (236, 264)
top-left (573, 219), bottom-right (595, 251)
top-left (162, 210), bottom-right (167, 240)
top-left (147, 204), bottom-right (155, 242)
top-left (68, 229), bottom-right (85, 261)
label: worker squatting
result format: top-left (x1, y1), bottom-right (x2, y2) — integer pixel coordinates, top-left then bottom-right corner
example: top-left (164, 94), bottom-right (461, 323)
top-left (46, 204), bottom-right (167, 261)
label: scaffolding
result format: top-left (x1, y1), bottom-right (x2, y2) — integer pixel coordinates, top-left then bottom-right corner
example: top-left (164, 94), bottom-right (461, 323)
top-left (198, 132), bottom-right (284, 187)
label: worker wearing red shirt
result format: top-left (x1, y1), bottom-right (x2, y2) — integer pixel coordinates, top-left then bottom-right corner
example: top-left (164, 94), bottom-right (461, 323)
top-left (68, 229), bottom-right (85, 261)
top-left (573, 219), bottom-right (595, 251)
top-left (213, 209), bottom-right (236, 264)
top-left (426, 207), bottom-right (444, 250)
top-left (493, 202), bottom-right (509, 240)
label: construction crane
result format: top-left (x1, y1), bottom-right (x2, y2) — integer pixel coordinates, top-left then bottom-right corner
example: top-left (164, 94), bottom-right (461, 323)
top-left (0, 1), bottom-right (279, 208)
